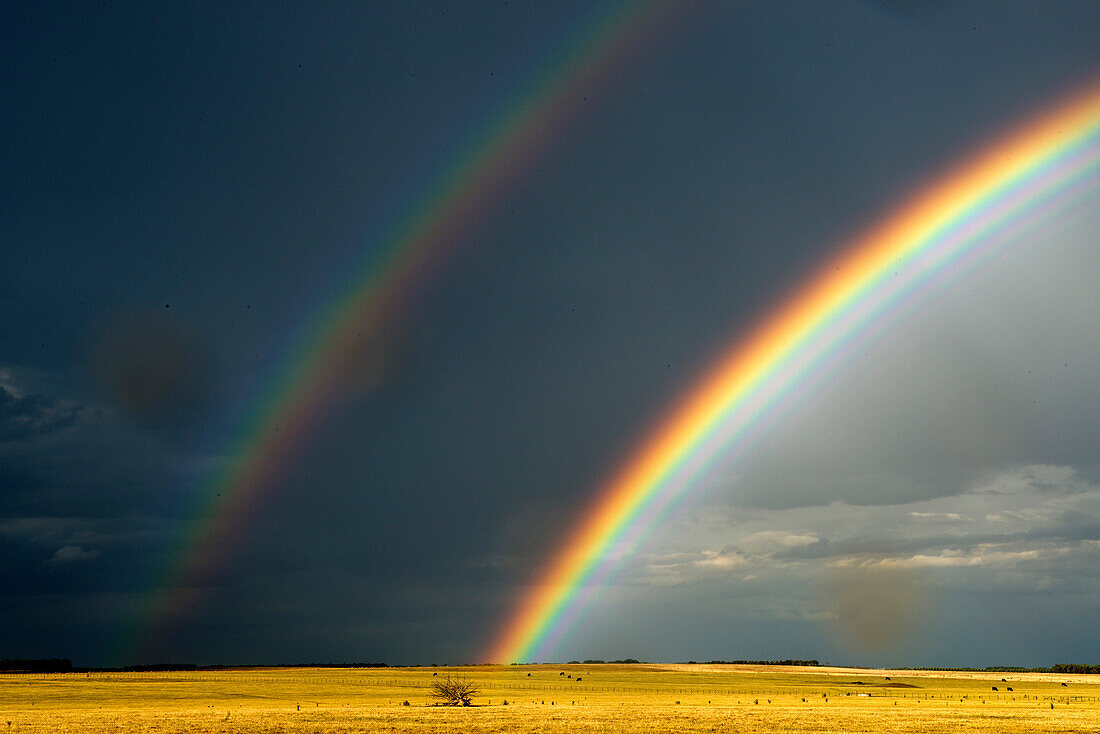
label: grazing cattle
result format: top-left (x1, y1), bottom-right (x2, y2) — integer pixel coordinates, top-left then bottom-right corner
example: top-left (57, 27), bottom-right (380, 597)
top-left (1062, 682), bottom-right (1068, 687)
top-left (1001, 678), bottom-right (1006, 682)
top-left (576, 677), bottom-right (582, 682)
top-left (992, 687), bottom-right (998, 691)
top-left (527, 673), bottom-right (531, 677)
top-left (1007, 687), bottom-right (1013, 691)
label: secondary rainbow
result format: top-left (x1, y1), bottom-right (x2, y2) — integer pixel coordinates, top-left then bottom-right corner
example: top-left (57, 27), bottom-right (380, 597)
top-left (489, 78), bottom-right (1100, 663)
top-left (130, 0), bottom-right (680, 661)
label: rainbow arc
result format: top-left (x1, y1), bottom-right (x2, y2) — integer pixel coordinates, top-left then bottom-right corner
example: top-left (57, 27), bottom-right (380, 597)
top-left (130, 0), bottom-right (678, 661)
top-left (488, 79), bottom-right (1100, 664)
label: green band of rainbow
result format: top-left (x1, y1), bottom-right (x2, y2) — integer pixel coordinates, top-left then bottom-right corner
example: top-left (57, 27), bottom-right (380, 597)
top-left (129, 0), bottom-right (680, 662)
top-left (488, 78), bottom-right (1100, 663)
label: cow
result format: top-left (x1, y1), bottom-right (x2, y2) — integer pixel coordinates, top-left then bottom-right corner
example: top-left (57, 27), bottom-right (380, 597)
top-left (992, 687), bottom-right (998, 691)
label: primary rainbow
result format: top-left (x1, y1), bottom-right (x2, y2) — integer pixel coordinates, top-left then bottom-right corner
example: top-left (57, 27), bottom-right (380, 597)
top-left (489, 78), bottom-right (1100, 663)
top-left (131, 0), bottom-right (679, 661)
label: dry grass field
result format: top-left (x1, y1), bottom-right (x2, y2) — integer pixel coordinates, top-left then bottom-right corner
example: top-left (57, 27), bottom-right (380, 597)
top-left (2, 663), bottom-right (1098, 733)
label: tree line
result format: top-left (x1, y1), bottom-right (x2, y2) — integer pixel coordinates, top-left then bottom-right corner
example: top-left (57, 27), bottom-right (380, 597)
top-left (0, 658), bottom-right (73, 673)
top-left (909, 663), bottom-right (1100, 674)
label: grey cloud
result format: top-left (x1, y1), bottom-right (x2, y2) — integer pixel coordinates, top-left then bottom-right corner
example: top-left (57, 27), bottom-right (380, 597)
top-left (0, 516), bottom-right (164, 548)
top-left (975, 464), bottom-right (1083, 495)
top-left (627, 465), bottom-right (1100, 590)
top-left (909, 512), bottom-right (974, 522)
top-left (770, 525), bottom-right (1100, 564)
top-left (596, 463), bottom-right (1100, 665)
top-left (48, 545), bottom-right (101, 565)
top-left (0, 517), bottom-right (85, 544)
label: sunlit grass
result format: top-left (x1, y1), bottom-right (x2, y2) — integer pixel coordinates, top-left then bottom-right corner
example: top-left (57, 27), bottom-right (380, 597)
top-left (2, 663), bottom-right (1098, 732)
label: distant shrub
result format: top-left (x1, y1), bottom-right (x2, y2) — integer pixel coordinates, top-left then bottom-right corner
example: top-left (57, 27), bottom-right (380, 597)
top-left (429, 676), bottom-right (480, 706)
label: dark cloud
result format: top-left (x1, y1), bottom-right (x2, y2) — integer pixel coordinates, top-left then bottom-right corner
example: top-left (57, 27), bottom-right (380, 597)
top-left (0, 384), bottom-right (81, 442)
top-left (3, 1), bottom-right (1100, 667)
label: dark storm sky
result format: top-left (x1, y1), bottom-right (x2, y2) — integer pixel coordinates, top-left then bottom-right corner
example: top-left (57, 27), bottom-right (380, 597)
top-left (3, 1), bottom-right (1100, 667)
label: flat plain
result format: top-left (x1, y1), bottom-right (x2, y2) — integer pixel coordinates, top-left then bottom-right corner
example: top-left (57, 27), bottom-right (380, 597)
top-left (2, 663), bottom-right (1098, 733)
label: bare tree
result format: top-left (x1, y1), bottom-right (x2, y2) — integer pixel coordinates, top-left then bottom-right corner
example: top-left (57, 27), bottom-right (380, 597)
top-left (429, 675), bottom-right (480, 706)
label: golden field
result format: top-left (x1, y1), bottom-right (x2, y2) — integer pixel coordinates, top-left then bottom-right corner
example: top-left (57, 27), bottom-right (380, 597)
top-left (2, 663), bottom-right (1098, 733)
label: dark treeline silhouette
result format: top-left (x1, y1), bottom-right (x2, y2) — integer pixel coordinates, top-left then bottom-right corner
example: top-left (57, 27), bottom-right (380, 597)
top-left (907, 663), bottom-right (1100, 674)
top-left (0, 659), bottom-right (73, 673)
top-left (3, 661), bottom-right (390, 674)
top-left (1049, 663), bottom-right (1100, 674)
top-left (113, 664), bottom-right (200, 672)
top-left (700, 659), bottom-right (821, 667)
top-left (9, 657), bottom-right (1096, 673)
top-left (93, 662), bottom-right (390, 673)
